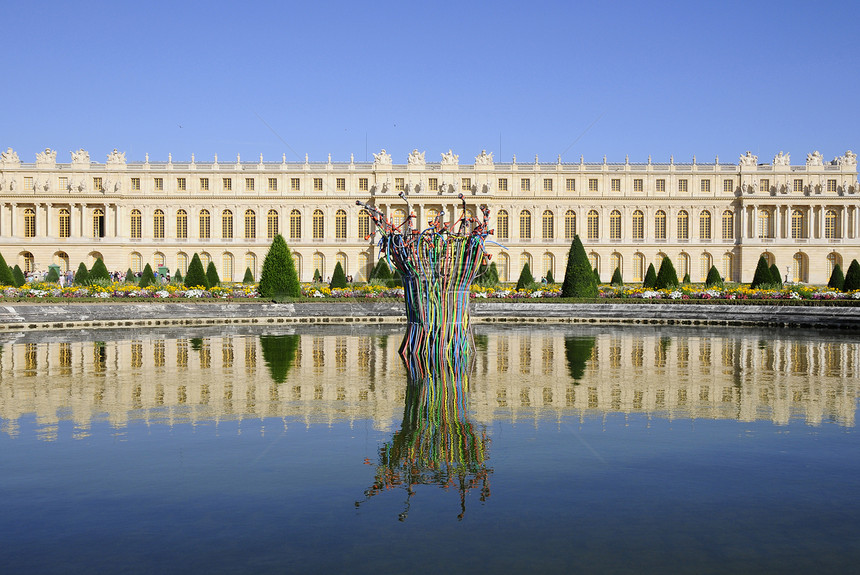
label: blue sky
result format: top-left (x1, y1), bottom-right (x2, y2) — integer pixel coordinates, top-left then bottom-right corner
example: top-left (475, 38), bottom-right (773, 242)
top-left (3, 0), bottom-right (858, 165)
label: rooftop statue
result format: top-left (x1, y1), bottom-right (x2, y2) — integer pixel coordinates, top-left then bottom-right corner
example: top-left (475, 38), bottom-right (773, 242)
top-left (71, 148), bottom-right (90, 164)
top-left (373, 149), bottom-right (392, 166)
top-left (407, 149), bottom-right (425, 166)
top-left (440, 149), bottom-right (459, 166)
top-left (475, 150), bottom-right (493, 166)
top-left (773, 151), bottom-right (790, 166)
top-left (806, 151), bottom-right (824, 167)
top-left (106, 149), bottom-right (126, 165)
top-left (35, 148), bottom-right (57, 165)
top-left (836, 151), bottom-right (857, 168)
top-left (739, 151), bottom-right (758, 166)
top-left (0, 147), bottom-right (20, 165)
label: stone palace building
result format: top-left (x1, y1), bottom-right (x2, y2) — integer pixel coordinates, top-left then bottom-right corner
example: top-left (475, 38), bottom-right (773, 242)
top-left (0, 146), bottom-right (857, 284)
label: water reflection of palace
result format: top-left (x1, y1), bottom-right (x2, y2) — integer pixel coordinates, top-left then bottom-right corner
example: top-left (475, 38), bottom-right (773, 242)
top-left (1, 330), bottom-right (858, 439)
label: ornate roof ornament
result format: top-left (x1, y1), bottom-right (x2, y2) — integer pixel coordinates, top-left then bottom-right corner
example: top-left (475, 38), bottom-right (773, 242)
top-left (71, 148), bottom-right (90, 165)
top-left (35, 148), bottom-right (57, 166)
top-left (373, 149), bottom-right (392, 166)
top-left (440, 149), bottom-right (458, 166)
top-left (835, 151), bottom-right (857, 168)
top-left (806, 151), bottom-right (824, 167)
top-left (739, 151), bottom-right (757, 166)
top-left (474, 150), bottom-right (493, 166)
top-left (773, 151), bottom-right (790, 166)
top-left (106, 149), bottom-right (127, 166)
top-left (407, 149), bottom-right (426, 166)
top-left (0, 147), bottom-right (20, 166)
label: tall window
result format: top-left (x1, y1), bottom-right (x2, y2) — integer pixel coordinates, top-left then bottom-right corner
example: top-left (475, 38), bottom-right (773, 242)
top-left (497, 178), bottom-right (507, 191)
top-left (519, 210), bottom-right (532, 239)
top-left (791, 209), bottom-right (805, 239)
top-left (460, 178), bottom-right (470, 192)
top-left (722, 252), bottom-right (734, 282)
top-left (222, 253), bottom-right (234, 282)
top-left (154, 210), bottom-right (165, 239)
top-left (610, 253), bottom-right (622, 276)
top-left (564, 210), bottom-right (576, 239)
top-left (290, 209), bottom-right (302, 239)
top-left (498, 253), bottom-right (510, 282)
top-left (336, 178), bottom-right (346, 191)
top-left (700, 253), bottom-right (712, 282)
top-left (792, 253), bottom-right (806, 282)
top-left (827, 179), bottom-right (837, 193)
top-left (678, 253), bottom-right (690, 279)
top-left (267, 178), bottom-right (277, 192)
top-left (655, 210), bottom-right (667, 240)
top-left (336, 253), bottom-right (347, 277)
top-left (699, 210), bottom-right (711, 240)
top-left (223, 178), bottom-right (232, 191)
top-left (391, 209), bottom-right (405, 230)
top-left (760, 179), bottom-right (770, 193)
top-left (497, 210), bottom-right (509, 240)
top-left (22, 252), bottom-right (34, 272)
top-left (130, 209), bottom-right (141, 239)
top-left (429, 178), bottom-right (439, 191)
top-left (222, 210), bottom-right (233, 239)
top-left (543, 253), bottom-right (554, 279)
top-left (520, 179), bottom-right (530, 192)
top-left (244, 209), bottom-right (256, 239)
top-left (541, 210), bottom-right (554, 240)
top-left (154, 177), bottom-right (163, 191)
top-left (200, 178), bottom-right (209, 191)
top-left (587, 210), bottom-right (599, 240)
top-left (154, 253), bottom-right (165, 268)
top-left (291, 178), bottom-right (300, 191)
top-left (632, 210), bottom-right (644, 240)
top-left (313, 209), bottom-right (324, 239)
top-left (313, 178), bottom-right (323, 191)
top-left (543, 179), bottom-right (553, 192)
top-left (722, 210), bottom-right (734, 240)
top-left (824, 209), bottom-right (838, 239)
top-left (199, 209), bottom-right (210, 239)
top-left (633, 253), bottom-right (645, 281)
top-left (827, 253), bottom-right (841, 277)
top-left (677, 210), bottom-right (689, 240)
top-left (357, 253), bottom-right (369, 281)
top-left (358, 209), bottom-right (370, 239)
top-left (177, 253), bottom-right (188, 274)
top-left (131, 252), bottom-right (142, 273)
top-left (267, 209), bottom-right (279, 239)
top-left (246, 253), bottom-right (257, 279)
top-left (245, 178), bottom-right (255, 191)
top-left (92, 208), bottom-right (105, 238)
top-left (723, 179), bottom-right (734, 193)
top-left (176, 209), bottom-right (188, 239)
top-left (609, 210), bottom-right (621, 240)
top-left (335, 210), bottom-right (347, 239)
top-left (176, 177), bottom-right (186, 191)
top-left (313, 252), bottom-right (325, 278)
top-left (758, 209), bottom-right (772, 238)
top-left (59, 208), bottom-right (71, 238)
top-left (24, 207), bottom-right (36, 238)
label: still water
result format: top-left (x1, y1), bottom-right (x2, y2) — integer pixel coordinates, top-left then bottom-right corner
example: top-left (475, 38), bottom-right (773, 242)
top-left (1, 324), bottom-right (858, 574)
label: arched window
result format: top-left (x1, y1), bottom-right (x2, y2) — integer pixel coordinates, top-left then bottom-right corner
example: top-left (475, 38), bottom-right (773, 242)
top-left (543, 252), bottom-right (554, 279)
top-left (497, 210), bottom-right (509, 240)
top-left (761, 252), bottom-right (774, 266)
top-left (357, 252), bottom-right (369, 282)
top-left (54, 251), bottom-right (70, 272)
top-left (391, 209), bottom-right (406, 230)
top-left (610, 252), bottom-right (622, 277)
top-left (758, 209), bottom-right (772, 239)
top-left (791, 209), bottom-right (805, 239)
top-left (826, 252), bottom-right (841, 277)
top-left (633, 253), bottom-right (645, 281)
top-left (825, 209), bottom-right (838, 239)
top-left (678, 253), bottom-right (690, 279)
top-left (520, 252), bottom-right (532, 274)
top-left (609, 210), bottom-right (621, 240)
top-left (677, 210), bottom-right (689, 240)
top-left (655, 210), bottom-right (667, 240)
top-left (244, 209), bottom-right (256, 239)
top-left (130, 209), bottom-right (141, 239)
top-left (587, 210), bottom-right (599, 240)
top-left (335, 210), bottom-right (347, 239)
top-left (792, 252), bottom-right (807, 282)
top-left (58, 208), bottom-right (71, 238)
top-left (589, 252), bottom-right (600, 276)
top-left (722, 252), bottom-right (734, 282)
top-left (425, 208), bottom-right (439, 227)
top-left (177, 252), bottom-right (188, 274)
top-left (700, 252), bottom-right (712, 282)
top-left (336, 252), bottom-right (347, 276)
top-left (313, 252), bottom-right (325, 279)
top-left (498, 252), bottom-right (510, 282)
top-left (289, 209), bottom-right (301, 239)
top-left (199, 209), bottom-right (210, 239)
top-left (222, 210), bottom-right (233, 239)
top-left (699, 210), bottom-right (711, 240)
top-left (154, 252), bottom-right (165, 268)
top-left (22, 251), bottom-right (35, 272)
top-left (222, 252), bottom-right (234, 282)
top-left (541, 210), bottom-right (554, 240)
top-left (245, 252), bottom-right (257, 280)
top-left (154, 209), bottom-right (165, 239)
top-left (655, 252), bottom-right (666, 269)
top-left (564, 210), bottom-right (576, 240)
top-left (358, 209), bottom-right (370, 239)
top-left (200, 252), bottom-right (211, 267)
top-left (131, 252), bottom-right (142, 273)
top-left (92, 208), bottom-right (105, 238)
top-left (267, 209), bottom-right (279, 239)
top-left (722, 210), bottom-right (734, 240)
top-left (176, 209), bottom-right (187, 239)
top-left (632, 210), bottom-right (644, 240)
top-left (519, 210), bottom-right (532, 240)
top-left (313, 209), bottom-right (325, 239)
top-left (293, 252), bottom-right (302, 280)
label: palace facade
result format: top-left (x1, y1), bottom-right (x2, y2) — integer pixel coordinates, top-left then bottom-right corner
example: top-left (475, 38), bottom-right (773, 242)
top-left (0, 147), bottom-right (858, 284)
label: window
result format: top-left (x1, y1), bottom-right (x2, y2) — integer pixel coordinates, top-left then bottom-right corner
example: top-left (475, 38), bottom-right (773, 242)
top-left (154, 177), bottom-right (163, 191)
top-left (656, 179), bottom-right (666, 192)
top-left (566, 178), bottom-right (575, 192)
top-left (655, 210), bottom-right (667, 240)
top-left (564, 210), bottom-right (576, 239)
top-left (677, 210), bottom-right (689, 239)
top-left (359, 178), bottom-right (368, 191)
top-left (312, 209), bottom-right (324, 239)
top-left (498, 178), bottom-right (508, 191)
top-left (154, 210), bottom-right (165, 238)
top-left (335, 210), bottom-right (347, 239)
top-left (678, 253), bottom-right (690, 279)
top-left (312, 253), bottom-right (324, 279)
top-left (758, 209), bottom-right (772, 238)
top-left (827, 253), bottom-right (841, 277)
top-left (428, 177), bottom-right (438, 191)
top-left (223, 178), bottom-right (232, 191)
top-left (267, 209), bottom-right (279, 239)
top-left (589, 252), bottom-right (600, 275)
top-left (291, 178), bottom-right (301, 191)
top-left (793, 179), bottom-right (803, 192)
top-left (358, 210), bottom-right (370, 238)
top-left (131, 253), bottom-right (142, 273)
top-left (722, 252), bottom-right (734, 282)
top-left (246, 253), bottom-right (257, 280)
top-left (24, 207), bottom-right (36, 238)
top-left (611, 179), bottom-right (621, 192)
top-left (222, 210), bottom-right (233, 239)
top-left (722, 210), bottom-right (734, 240)
top-left (22, 252), bottom-right (34, 272)
top-left (633, 253), bottom-right (645, 281)
top-left (633, 179), bottom-right (643, 192)
top-left (93, 177), bottom-right (103, 191)
top-left (199, 209), bottom-right (210, 239)
top-left (391, 209), bottom-right (406, 230)
top-left (632, 210), bottom-right (644, 240)
top-left (336, 178), bottom-right (346, 191)
top-left (610, 253), bottom-right (622, 277)
top-left (313, 178), bottom-right (323, 191)
top-left (827, 179), bottom-right (837, 193)
top-left (587, 210), bottom-right (599, 240)
top-left (825, 209), bottom-right (838, 239)
top-left (290, 210), bottom-right (302, 239)
top-left (609, 210), bottom-right (621, 239)
top-left (177, 252), bottom-right (188, 274)
top-left (426, 208), bottom-right (440, 228)
top-left (700, 180), bottom-right (711, 193)
top-left (699, 210), bottom-right (712, 240)
top-left (792, 253), bottom-right (806, 282)
top-left (760, 179), bottom-right (769, 193)
top-left (541, 210), bottom-right (554, 240)
top-left (497, 210), bottom-right (509, 240)
top-left (521, 178), bottom-right (530, 192)
top-left (59, 208), bottom-right (71, 238)
top-left (92, 208), bottom-right (105, 237)
top-left (176, 209), bottom-right (188, 238)
top-left (267, 178), bottom-right (277, 191)
top-left (700, 253), bottom-right (712, 282)
top-left (588, 178), bottom-right (598, 192)
top-left (200, 178), bottom-right (209, 191)
top-left (543, 253), bottom-right (554, 279)
top-left (154, 252), bottom-right (165, 268)
top-left (58, 176), bottom-right (68, 191)
top-left (678, 179), bottom-right (688, 193)
top-left (396, 178), bottom-right (406, 191)
top-left (461, 178), bottom-right (470, 191)
top-left (222, 253), bottom-right (234, 282)
top-left (543, 179), bottom-right (553, 191)
top-left (131, 177), bottom-right (140, 191)
top-left (245, 178), bottom-right (255, 191)
top-left (791, 209), bottom-right (805, 239)
top-left (519, 210), bottom-right (532, 239)
top-left (497, 253), bottom-right (510, 282)
top-left (723, 179), bottom-right (734, 193)
top-left (244, 209), bottom-right (256, 239)
top-left (177, 177), bottom-right (186, 191)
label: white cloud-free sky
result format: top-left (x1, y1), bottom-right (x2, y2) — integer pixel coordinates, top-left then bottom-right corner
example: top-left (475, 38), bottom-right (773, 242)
top-left (3, 0), bottom-right (858, 164)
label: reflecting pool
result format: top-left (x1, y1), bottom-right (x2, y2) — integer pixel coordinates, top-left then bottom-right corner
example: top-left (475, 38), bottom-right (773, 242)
top-left (1, 324), bottom-right (859, 574)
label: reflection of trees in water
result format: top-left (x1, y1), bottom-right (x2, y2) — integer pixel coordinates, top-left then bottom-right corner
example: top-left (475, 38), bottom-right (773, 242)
top-left (564, 336), bottom-right (595, 382)
top-left (356, 348), bottom-right (491, 521)
top-left (260, 334), bottom-right (300, 384)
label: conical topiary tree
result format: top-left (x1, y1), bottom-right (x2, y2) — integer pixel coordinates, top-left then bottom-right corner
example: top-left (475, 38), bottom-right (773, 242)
top-left (610, 267), bottom-right (623, 286)
top-left (827, 264), bottom-right (845, 290)
top-left (313, 269), bottom-right (322, 283)
top-left (74, 262), bottom-right (89, 285)
top-left (184, 253), bottom-right (208, 289)
top-left (843, 259), bottom-right (860, 292)
top-left (561, 235), bottom-right (598, 298)
top-left (643, 263), bottom-right (657, 288)
top-left (682, 272), bottom-right (691, 285)
top-left (368, 258), bottom-right (391, 282)
top-left (0, 252), bottom-right (15, 286)
top-left (477, 261), bottom-right (499, 287)
top-left (125, 268), bottom-right (136, 283)
top-left (545, 269), bottom-right (555, 284)
top-left (89, 258), bottom-right (110, 283)
top-left (205, 261), bottom-right (220, 287)
top-left (12, 265), bottom-right (25, 287)
top-left (258, 234), bottom-right (301, 298)
top-left (45, 267), bottom-right (60, 283)
top-left (655, 257), bottom-right (679, 289)
top-left (516, 262), bottom-right (535, 291)
top-left (593, 267), bottom-right (601, 284)
top-left (769, 263), bottom-right (783, 286)
top-left (139, 263), bottom-right (156, 288)
top-left (330, 261), bottom-right (347, 289)
top-left (174, 268), bottom-right (183, 283)
top-left (243, 267), bottom-right (254, 284)
top-left (750, 256), bottom-right (774, 289)
top-left (705, 265), bottom-right (723, 288)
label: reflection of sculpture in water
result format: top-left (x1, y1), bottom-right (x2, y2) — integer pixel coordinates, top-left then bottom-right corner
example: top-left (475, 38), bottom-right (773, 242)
top-left (356, 348), bottom-right (492, 521)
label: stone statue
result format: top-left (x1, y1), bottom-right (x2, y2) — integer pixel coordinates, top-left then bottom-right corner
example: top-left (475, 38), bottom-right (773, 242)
top-left (535, 154), bottom-right (540, 164)
top-left (0, 175), bottom-right (6, 190)
top-left (440, 149), bottom-right (459, 166)
top-left (836, 150), bottom-right (857, 168)
top-left (0, 147), bottom-right (20, 165)
top-left (773, 151), bottom-right (790, 166)
top-left (739, 151), bottom-right (757, 166)
top-left (407, 149), bottom-right (426, 166)
top-left (414, 182), bottom-right (423, 194)
top-left (36, 148), bottom-right (57, 165)
top-left (106, 149), bottom-right (126, 165)
top-left (806, 151), bottom-right (824, 167)
top-left (36, 177), bottom-right (50, 192)
top-left (373, 149), bottom-right (392, 166)
top-left (71, 148), bottom-right (90, 164)
top-left (474, 150), bottom-right (493, 166)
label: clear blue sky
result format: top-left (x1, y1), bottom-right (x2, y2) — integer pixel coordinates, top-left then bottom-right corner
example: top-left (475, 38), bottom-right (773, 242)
top-left (3, 0), bottom-right (858, 165)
